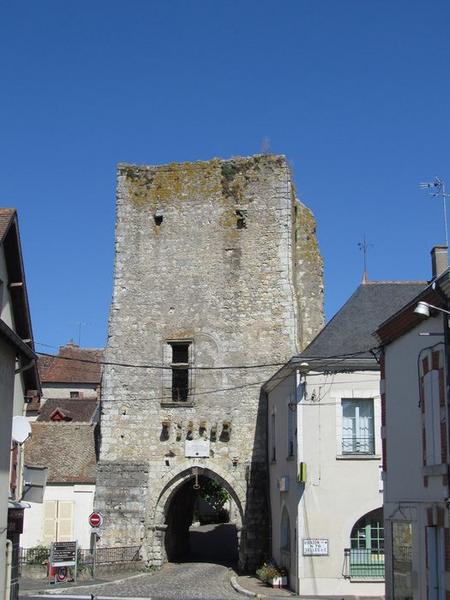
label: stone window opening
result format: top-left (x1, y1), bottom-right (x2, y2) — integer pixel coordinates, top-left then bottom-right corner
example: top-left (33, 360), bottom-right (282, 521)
top-left (154, 211), bottom-right (163, 226)
top-left (220, 421), bottom-right (231, 442)
top-left (161, 421), bottom-right (170, 442)
top-left (235, 210), bottom-right (247, 229)
top-left (169, 341), bottom-right (191, 402)
top-left (70, 391), bottom-right (81, 399)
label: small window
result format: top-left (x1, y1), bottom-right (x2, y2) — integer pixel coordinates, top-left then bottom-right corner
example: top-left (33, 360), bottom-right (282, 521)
top-left (281, 507), bottom-right (291, 553)
top-left (70, 391), bottom-right (80, 399)
top-left (287, 393), bottom-right (295, 457)
top-left (170, 341), bottom-right (190, 402)
top-left (342, 398), bottom-right (375, 454)
top-left (271, 412), bottom-right (276, 461)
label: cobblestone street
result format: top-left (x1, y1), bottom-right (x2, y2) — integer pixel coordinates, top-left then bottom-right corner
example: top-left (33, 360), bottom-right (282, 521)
top-left (58, 562), bottom-right (241, 600)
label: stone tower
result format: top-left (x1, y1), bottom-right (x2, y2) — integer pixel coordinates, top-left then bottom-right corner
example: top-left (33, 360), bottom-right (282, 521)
top-left (95, 155), bottom-right (323, 570)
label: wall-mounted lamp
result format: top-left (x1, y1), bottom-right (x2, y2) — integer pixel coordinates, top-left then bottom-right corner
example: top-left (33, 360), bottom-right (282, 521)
top-left (414, 301), bottom-right (450, 318)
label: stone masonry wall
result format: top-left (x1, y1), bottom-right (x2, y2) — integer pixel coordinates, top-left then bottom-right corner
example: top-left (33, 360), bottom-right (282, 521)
top-left (296, 201), bottom-right (325, 349)
top-left (95, 155), bottom-right (323, 570)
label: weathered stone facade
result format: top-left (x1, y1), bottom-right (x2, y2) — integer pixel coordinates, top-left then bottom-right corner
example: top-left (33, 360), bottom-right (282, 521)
top-left (95, 155), bottom-right (323, 570)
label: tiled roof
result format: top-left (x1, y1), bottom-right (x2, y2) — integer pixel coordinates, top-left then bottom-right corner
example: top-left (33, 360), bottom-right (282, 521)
top-left (301, 281), bottom-right (427, 360)
top-left (25, 423), bottom-right (96, 484)
top-left (0, 208), bottom-right (15, 241)
top-left (37, 398), bottom-right (98, 423)
top-left (38, 343), bottom-right (103, 384)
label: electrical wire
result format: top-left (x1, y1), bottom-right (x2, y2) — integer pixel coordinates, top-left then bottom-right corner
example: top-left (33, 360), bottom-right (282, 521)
top-left (36, 346), bottom-right (382, 372)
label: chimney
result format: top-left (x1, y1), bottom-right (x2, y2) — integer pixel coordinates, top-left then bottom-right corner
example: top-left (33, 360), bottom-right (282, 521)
top-left (431, 245), bottom-right (448, 278)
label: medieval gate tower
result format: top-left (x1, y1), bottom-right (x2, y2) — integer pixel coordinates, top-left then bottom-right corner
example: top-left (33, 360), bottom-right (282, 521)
top-left (95, 155), bottom-right (323, 570)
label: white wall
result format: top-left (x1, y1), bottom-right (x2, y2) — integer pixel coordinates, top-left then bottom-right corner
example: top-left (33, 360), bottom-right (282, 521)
top-left (21, 484), bottom-right (95, 550)
top-left (41, 383), bottom-right (99, 401)
top-left (0, 338), bottom-right (17, 600)
top-left (383, 312), bottom-right (448, 600)
top-left (269, 367), bottom-right (384, 596)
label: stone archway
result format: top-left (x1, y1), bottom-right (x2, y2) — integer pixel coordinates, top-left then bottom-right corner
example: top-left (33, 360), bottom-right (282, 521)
top-left (147, 465), bottom-right (246, 569)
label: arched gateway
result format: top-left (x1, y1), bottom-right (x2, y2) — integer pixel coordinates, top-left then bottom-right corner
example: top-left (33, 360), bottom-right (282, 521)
top-left (149, 465), bottom-right (245, 567)
top-left (93, 156), bottom-right (323, 573)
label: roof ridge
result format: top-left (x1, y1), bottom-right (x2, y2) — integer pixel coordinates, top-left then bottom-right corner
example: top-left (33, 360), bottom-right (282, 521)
top-left (363, 280), bottom-right (428, 285)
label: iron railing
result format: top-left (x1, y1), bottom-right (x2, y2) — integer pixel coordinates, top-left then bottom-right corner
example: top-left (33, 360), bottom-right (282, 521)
top-left (342, 436), bottom-right (375, 455)
top-left (19, 546), bottom-right (141, 567)
top-left (344, 548), bottom-right (385, 579)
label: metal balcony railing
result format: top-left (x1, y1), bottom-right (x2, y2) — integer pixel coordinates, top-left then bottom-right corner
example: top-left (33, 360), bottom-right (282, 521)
top-left (344, 548), bottom-right (385, 579)
top-left (342, 436), bottom-right (375, 455)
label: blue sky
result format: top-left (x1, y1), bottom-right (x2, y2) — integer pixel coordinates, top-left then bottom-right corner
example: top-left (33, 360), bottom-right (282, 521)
top-left (2, 0), bottom-right (450, 350)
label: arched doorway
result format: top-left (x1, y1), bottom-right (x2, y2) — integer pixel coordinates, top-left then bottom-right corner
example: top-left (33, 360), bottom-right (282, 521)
top-left (152, 466), bottom-right (245, 568)
top-left (349, 507), bottom-right (384, 579)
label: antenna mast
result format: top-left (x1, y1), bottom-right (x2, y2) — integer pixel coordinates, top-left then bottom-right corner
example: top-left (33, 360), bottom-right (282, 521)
top-left (420, 178), bottom-right (449, 247)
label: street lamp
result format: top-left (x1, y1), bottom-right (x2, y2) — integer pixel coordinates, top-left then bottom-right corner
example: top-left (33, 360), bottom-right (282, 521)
top-left (414, 301), bottom-right (450, 318)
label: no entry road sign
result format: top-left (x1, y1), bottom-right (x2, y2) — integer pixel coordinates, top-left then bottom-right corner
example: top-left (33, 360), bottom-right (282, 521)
top-left (88, 512), bottom-right (103, 528)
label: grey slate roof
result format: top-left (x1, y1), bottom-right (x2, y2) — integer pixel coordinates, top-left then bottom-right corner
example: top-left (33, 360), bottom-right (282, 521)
top-left (300, 281), bottom-right (427, 360)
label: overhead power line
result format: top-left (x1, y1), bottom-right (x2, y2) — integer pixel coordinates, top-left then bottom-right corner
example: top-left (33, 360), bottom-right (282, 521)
top-left (36, 347), bottom-right (382, 372)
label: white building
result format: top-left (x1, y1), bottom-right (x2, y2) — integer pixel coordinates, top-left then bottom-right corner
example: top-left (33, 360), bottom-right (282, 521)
top-left (22, 399), bottom-right (98, 550)
top-left (0, 208), bottom-right (40, 600)
top-left (376, 247), bottom-right (450, 600)
top-left (265, 280), bottom-right (425, 596)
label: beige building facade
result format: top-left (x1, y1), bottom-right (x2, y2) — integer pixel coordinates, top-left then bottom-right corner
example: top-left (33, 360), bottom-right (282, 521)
top-left (265, 281), bottom-right (425, 596)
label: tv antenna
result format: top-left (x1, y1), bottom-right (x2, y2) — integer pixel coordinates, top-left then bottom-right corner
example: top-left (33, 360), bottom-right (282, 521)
top-left (358, 235), bottom-right (372, 283)
top-left (420, 178), bottom-right (449, 247)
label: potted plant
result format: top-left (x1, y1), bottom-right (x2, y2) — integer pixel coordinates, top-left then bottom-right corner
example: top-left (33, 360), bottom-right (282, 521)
top-left (256, 562), bottom-right (288, 588)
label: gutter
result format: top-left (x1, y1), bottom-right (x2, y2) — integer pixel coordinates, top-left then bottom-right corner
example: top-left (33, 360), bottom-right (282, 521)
top-left (0, 319), bottom-right (36, 361)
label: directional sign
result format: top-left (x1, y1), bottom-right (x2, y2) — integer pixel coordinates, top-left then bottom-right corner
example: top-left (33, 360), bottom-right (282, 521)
top-left (88, 512), bottom-right (103, 528)
top-left (50, 541), bottom-right (77, 567)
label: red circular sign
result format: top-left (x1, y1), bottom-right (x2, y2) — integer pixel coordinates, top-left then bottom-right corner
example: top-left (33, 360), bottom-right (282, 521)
top-left (88, 512), bottom-right (103, 528)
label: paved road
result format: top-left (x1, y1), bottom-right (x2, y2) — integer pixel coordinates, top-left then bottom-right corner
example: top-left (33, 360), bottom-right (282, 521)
top-left (21, 525), bottom-right (243, 600)
top-left (22, 562), bottom-right (242, 600)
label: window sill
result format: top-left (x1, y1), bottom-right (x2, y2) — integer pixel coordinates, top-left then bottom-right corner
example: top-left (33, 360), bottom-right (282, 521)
top-left (422, 463), bottom-right (448, 476)
top-left (336, 454), bottom-right (381, 461)
top-left (161, 401), bottom-right (194, 408)
top-left (349, 578), bottom-right (385, 583)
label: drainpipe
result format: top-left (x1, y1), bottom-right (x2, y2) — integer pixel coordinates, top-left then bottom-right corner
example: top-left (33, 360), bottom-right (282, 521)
top-left (295, 363), bottom-right (309, 596)
top-left (15, 359), bottom-right (35, 376)
top-left (5, 539), bottom-right (12, 600)
top-left (434, 284), bottom-right (450, 509)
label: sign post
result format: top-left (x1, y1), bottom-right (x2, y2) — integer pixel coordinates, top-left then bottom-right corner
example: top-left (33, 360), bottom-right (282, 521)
top-left (49, 541), bottom-right (78, 584)
top-left (88, 512), bottom-right (103, 579)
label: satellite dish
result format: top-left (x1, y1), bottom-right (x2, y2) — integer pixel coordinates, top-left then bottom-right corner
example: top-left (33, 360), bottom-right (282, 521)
top-left (12, 416), bottom-right (31, 444)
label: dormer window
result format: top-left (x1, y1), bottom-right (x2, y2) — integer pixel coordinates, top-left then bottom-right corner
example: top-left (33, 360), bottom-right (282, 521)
top-left (49, 408), bottom-right (72, 422)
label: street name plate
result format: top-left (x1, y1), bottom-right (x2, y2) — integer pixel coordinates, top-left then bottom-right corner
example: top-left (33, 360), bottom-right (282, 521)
top-left (50, 541), bottom-right (77, 566)
top-left (303, 538), bottom-right (329, 556)
top-left (185, 440), bottom-right (210, 457)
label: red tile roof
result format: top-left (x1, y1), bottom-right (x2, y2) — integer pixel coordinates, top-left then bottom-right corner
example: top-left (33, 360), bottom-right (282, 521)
top-left (25, 423), bottom-right (97, 484)
top-left (0, 208), bottom-right (15, 241)
top-left (37, 398), bottom-right (98, 423)
top-left (38, 343), bottom-right (103, 384)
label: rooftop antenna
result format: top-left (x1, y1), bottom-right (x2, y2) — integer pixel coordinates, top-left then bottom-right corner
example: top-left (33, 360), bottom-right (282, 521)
top-left (358, 235), bottom-right (372, 283)
top-left (75, 321), bottom-right (86, 346)
top-left (420, 177), bottom-right (449, 247)
top-left (260, 137), bottom-right (271, 154)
